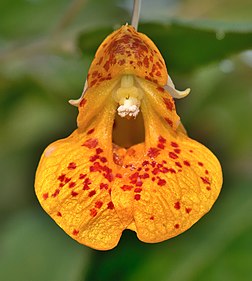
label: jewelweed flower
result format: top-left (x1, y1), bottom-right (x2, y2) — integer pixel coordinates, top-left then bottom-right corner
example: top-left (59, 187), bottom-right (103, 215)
top-left (35, 25), bottom-right (222, 250)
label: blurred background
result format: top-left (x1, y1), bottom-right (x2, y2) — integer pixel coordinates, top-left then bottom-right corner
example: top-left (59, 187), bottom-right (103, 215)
top-left (0, 0), bottom-right (252, 280)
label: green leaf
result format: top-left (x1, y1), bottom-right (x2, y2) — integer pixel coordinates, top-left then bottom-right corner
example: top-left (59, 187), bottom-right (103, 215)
top-left (78, 21), bottom-right (252, 73)
top-left (0, 209), bottom-right (90, 281)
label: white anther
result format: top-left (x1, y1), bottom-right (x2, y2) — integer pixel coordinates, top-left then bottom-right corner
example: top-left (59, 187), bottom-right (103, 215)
top-left (115, 75), bottom-right (143, 118)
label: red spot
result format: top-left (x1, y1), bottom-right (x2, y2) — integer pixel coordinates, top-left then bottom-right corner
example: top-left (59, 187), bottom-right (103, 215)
top-left (134, 188), bottom-right (142, 193)
top-left (189, 150), bottom-right (193, 153)
top-left (64, 177), bottom-right (71, 183)
top-left (90, 155), bottom-right (99, 162)
top-left (157, 143), bottom-right (165, 149)
top-left (103, 60), bottom-right (110, 71)
top-left (43, 193), bottom-right (48, 200)
top-left (87, 128), bottom-right (95, 135)
top-left (206, 186), bottom-right (211, 191)
top-left (69, 182), bottom-right (76, 188)
top-left (82, 138), bottom-right (98, 149)
top-left (71, 191), bottom-right (78, 197)
top-left (100, 183), bottom-right (108, 190)
top-left (198, 162), bottom-right (204, 167)
top-left (100, 157), bottom-right (107, 163)
top-left (205, 170), bottom-right (209, 175)
top-left (73, 229), bottom-right (79, 235)
top-left (58, 174), bottom-right (66, 182)
top-left (135, 180), bottom-right (143, 186)
top-left (95, 201), bottom-right (103, 209)
top-left (134, 194), bottom-right (141, 201)
top-left (147, 147), bottom-right (160, 158)
top-left (79, 174), bottom-right (87, 180)
top-left (89, 190), bottom-right (96, 197)
top-left (201, 176), bottom-right (211, 185)
top-left (116, 173), bottom-right (122, 178)
top-left (142, 160), bottom-right (149, 166)
top-left (90, 79), bottom-right (97, 87)
top-left (141, 173), bottom-right (150, 179)
top-left (157, 86), bottom-right (164, 93)
top-left (118, 59), bottom-right (126, 65)
top-left (68, 162), bottom-right (76, 170)
top-left (174, 224), bottom-right (180, 229)
top-left (169, 152), bottom-right (178, 159)
top-left (156, 71), bottom-right (161, 76)
top-left (175, 162), bottom-right (182, 168)
top-left (183, 160), bottom-right (191, 167)
top-left (171, 142), bottom-right (179, 147)
top-left (174, 201), bottom-right (181, 210)
top-left (79, 98), bottom-right (87, 107)
top-left (57, 211), bottom-right (62, 217)
top-left (163, 97), bottom-right (174, 111)
top-left (96, 147), bottom-right (103, 154)
top-left (174, 149), bottom-right (181, 154)
top-left (150, 216), bottom-right (154, 220)
top-left (121, 185), bottom-right (133, 191)
top-left (186, 208), bottom-right (192, 214)
top-left (83, 178), bottom-right (92, 190)
top-left (152, 177), bottom-right (156, 181)
top-left (158, 136), bottom-right (166, 143)
top-left (52, 189), bottom-right (60, 198)
top-left (157, 179), bottom-right (166, 186)
top-left (90, 208), bottom-right (97, 217)
top-left (165, 118), bottom-right (173, 127)
top-left (143, 56), bottom-right (149, 68)
top-left (107, 201), bottom-right (114, 210)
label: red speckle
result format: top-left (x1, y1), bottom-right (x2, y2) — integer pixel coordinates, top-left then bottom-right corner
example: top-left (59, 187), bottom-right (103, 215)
top-left (157, 143), bottom-right (165, 149)
top-left (73, 229), bottom-right (79, 235)
top-left (135, 180), bottom-right (143, 186)
top-left (174, 224), bottom-right (180, 229)
top-left (171, 142), bottom-right (179, 147)
top-left (100, 157), bottom-right (107, 163)
top-left (121, 185), bottom-right (133, 191)
top-left (198, 162), bottom-right (204, 167)
top-left (150, 216), bottom-right (154, 220)
top-left (90, 155), bottom-right (99, 162)
top-left (157, 179), bottom-right (166, 186)
top-left (147, 147), bottom-right (160, 158)
top-left (189, 150), bottom-right (193, 153)
top-left (169, 152), bottom-right (178, 159)
top-left (157, 86), bottom-right (164, 92)
top-left (186, 208), bottom-right (192, 214)
top-left (115, 173), bottom-right (122, 178)
top-left (142, 160), bottom-right (149, 166)
top-left (69, 182), bottom-right (76, 188)
top-left (134, 194), bottom-right (141, 201)
top-left (163, 97), bottom-right (174, 111)
top-left (118, 59), bottom-right (126, 65)
top-left (134, 188), bottom-right (142, 193)
top-left (141, 173), bottom-right (150, 179)
top-left (68, 162), bottom-right (76, 170)
top-left (107, 201), bottom-right (114, 210)
top-left (82, 138), bottom-right (98, 149)
top-left (184, 160), bottom-right (191, 167)
top-left (89, 190), bottom-right (96, 197)
top-left (96, 147), bottom-right (103, 154)
top-left (87, 128), bottom-right (95, 135)
top-left (79, 173), bottom-right (86, 179)
top-left (174, 149), bottom-right (181, 154)
top-left (165, 118), bottom-right (173, 127)
top-left (58, 174), bottom-right (66, 182)
top-left (143, 56), bottom-right (149, 68)
top-left (205, 170), bottom-right (209, 175)
top-left (90, 208), bottom-right (97, 217)
top-left (83, 178), bottom-right (92, 190)
top-left (79, 98), bottom-right (87, 107)
top-left (52, 189), bottom-right (60, 198)
top-left (95, 201), bottom-right (103, 209)
top-left (71, 190), bottom-right (78, 197)
top-left (57, 211), bottom-right (62, 217)
top-left (174, 201), bottom-right (181, 210)
top-left (64, 177), bottom-right (71, 183)
top-left (175, 162), bottom-right (182, 168)
top-left (152, 177), bottom-right (156, 182)
top-left (43, 193), bottom-right (48, 200)
top-left (206, 186), bottom-right (211, 191)
top-left (100, 183), bottom-right (108, 190)
top-left (201, 176), bottom-right (211, 185)
top-left (158, 136), bottom-right (166, 143)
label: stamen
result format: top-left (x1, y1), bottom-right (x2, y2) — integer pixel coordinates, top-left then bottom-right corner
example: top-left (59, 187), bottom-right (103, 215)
top-left (114, 75), bottom-right (143, 119)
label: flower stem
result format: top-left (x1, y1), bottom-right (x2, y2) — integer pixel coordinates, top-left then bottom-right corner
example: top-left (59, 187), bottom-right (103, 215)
top-left (131, 0), bottom-right (142, 30)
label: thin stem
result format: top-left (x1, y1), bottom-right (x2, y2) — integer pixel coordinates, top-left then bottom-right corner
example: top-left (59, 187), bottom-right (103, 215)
top-left (131, 0), bottom-right (142, 30)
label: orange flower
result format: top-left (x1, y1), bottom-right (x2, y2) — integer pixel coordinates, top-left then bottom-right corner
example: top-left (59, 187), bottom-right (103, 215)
top-left (35, 25), bottom-right (222, 250)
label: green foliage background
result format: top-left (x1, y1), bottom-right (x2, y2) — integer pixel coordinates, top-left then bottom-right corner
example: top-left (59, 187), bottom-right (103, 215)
top-left (0, 0), bottom-right (252, 280)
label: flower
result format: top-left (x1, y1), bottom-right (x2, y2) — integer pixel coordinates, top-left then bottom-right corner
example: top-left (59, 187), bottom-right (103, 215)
top-left (35, 25), bottom-right (222, 250)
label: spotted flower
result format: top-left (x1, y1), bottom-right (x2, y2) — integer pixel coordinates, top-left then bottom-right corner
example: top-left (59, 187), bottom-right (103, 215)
top-left (35, 25), bottom-right (222, 250)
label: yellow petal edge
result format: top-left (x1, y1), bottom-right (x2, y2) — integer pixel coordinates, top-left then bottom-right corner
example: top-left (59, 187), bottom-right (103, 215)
top-left (35, 25), bottom-right (222, 250)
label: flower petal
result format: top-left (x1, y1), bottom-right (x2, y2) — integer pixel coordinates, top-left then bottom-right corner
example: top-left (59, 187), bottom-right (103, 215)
top-left (35, 80), bottom-right (129, 250)
top-left (87, 25), bottom-right (168, 89)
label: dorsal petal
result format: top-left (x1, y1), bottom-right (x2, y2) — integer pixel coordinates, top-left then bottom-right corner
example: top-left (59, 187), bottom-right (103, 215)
top-left (87, 25), bottom-right (168, 89)
top-left (35, 80), bottom-right (130, 250)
